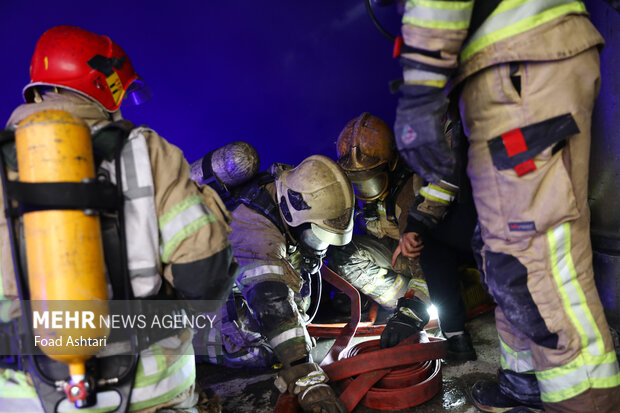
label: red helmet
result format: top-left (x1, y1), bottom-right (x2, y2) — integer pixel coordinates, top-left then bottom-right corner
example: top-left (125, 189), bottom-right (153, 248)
top-left (24, 26), bottom-right (148, 112)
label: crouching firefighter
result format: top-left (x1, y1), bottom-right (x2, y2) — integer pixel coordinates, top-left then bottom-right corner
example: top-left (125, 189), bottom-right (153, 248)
top-left (0, 25), bottom-right (236, 413)
top-left (192, 150), bottom-right (353, 413)
top-left (329, 113), bottom-right (479, 360)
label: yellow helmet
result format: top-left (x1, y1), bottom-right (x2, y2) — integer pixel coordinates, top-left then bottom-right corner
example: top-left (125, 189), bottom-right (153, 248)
top-left (336, 113), bottom-right (397, 200)
top-left (275, 155), bottom-right (354, 246)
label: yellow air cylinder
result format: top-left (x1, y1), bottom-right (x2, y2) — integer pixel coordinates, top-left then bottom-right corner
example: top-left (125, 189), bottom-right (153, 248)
top-left (15, 110), bottom-right (109, 379)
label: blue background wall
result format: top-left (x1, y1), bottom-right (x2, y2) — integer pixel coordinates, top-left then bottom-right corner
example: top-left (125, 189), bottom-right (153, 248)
top-left (0, 0), bottom-right (402, 168)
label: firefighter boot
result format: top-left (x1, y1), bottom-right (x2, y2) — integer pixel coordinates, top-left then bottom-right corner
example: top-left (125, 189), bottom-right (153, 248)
top-left (446, 331), bottom-right (477, 361)
top-left (471, 369), bottom-right (543, 412)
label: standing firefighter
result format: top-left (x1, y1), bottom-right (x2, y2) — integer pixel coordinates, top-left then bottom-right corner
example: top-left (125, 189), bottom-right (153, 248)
top-left (0, 25), bottom-right (236, 412)
top-left (391, 0), bottom-right (620, 412)
top-left (329, 112), bottom-right (478, 360)
top-left (193, 153), bottom-right (353, 413)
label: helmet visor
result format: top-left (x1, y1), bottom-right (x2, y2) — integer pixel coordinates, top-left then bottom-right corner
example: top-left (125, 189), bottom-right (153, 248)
top-left (346, 166), bottom-right (389, 201)
top-left (310, 207), bottom-right (354, 246)
top-left (124, 78), bottom-right (152, 106)
top-left (311, 223), bottom-right (352, 247)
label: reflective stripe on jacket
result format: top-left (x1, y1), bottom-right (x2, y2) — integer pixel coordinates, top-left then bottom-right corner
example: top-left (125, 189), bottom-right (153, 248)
top-left (100, 128), bottom-right (162, 297)
top-left (0, 333), bottom-right (197, 413)
top-left (400, 0), bottom-right (602, 87)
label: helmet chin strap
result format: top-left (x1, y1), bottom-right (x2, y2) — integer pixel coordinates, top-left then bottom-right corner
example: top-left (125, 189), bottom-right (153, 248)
top-left (32, 86), bottom-right (60, 103)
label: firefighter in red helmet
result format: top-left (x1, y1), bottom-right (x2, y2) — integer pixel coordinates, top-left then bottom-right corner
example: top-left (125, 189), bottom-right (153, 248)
top-left (0, 25), bottom-right (235, 412)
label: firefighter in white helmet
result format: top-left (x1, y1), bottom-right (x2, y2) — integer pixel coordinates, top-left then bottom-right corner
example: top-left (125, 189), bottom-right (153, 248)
top-left (0, 25), bottom-right (235, 413)
top-left (212, 154), bottom-right (353, 413)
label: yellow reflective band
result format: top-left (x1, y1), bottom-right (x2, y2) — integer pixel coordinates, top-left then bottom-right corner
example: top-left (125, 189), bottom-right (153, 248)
top-left (420, 187), bottom-right (452, 205)
top-left (161, 214), bottom-right (217, 263)
top-left (130, 354), bottom-right (195, 410)
top-left (403, 16), bottom-right (470, 30)
top-left (404, 79), bottom-right (448, 88)
top-left (360, 268), bottom-right (388, 296)
top-left (461, 1), bottom-right (586, 62)
top-left (403, 68), bottom-right (448, 87)
top-left (409, 0), bottom-right (474, 10)
top-left (407, 278), bottom-right (429, 298)
top-left (548, 223), bottom-right (605, 357)
top-left (419, 190), bottom-right (450, 205)
top-left (404, 0), bottom-right (473, 30)
top-left (159, 195), bottom-right (204, 228)
top-left (428, 183), bottom-right (457, 197)
top-left (130, 369), bottom-right (195, 412)
top-left (0, 369), bottom-right (39, 399)
top-left (376, 274), bottom-right (406, 304)
top-left (159, 195), bottom-right (217, 263)
top-left (134, 348), bottom-right (185, 389)
top-left (536, 351), bottom-right (620, 402)
top-left (499, 335), bottom-right (534, 373)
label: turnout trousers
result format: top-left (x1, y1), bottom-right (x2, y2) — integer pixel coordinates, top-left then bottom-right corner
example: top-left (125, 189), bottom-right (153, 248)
top-left (460, 46), bottom-right (620, 413)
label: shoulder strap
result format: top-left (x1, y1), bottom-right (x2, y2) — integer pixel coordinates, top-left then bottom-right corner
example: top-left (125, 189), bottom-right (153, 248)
top-left (234, 172), bottom-right (288, 234)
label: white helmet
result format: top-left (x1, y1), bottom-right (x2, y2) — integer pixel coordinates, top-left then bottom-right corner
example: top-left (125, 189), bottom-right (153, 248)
top-left (275, 155), bottom-right (354, 246)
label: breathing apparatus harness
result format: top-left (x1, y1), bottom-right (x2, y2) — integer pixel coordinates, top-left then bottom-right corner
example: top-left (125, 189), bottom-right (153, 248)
top-left (0, 121), bottom-right (187, 412)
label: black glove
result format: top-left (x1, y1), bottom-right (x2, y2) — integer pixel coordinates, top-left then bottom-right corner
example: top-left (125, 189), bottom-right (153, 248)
top-left (394, 84), bottom-right (454, 184)
top-left (380, 296), bottom-right (430, 349)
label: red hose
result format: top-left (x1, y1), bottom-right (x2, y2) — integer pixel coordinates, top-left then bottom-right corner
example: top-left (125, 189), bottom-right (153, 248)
top-left (324, 335), bottom-right (446, 411)
top-left (276, 267), bottom-right (448, 413)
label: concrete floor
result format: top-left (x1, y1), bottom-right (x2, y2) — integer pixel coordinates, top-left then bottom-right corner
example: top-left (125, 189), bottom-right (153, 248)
top-left (197, 310), bottom-right (500, 413)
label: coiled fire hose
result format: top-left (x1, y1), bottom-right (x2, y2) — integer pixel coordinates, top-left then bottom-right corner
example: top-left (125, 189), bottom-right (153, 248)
top-left (275, 267), bottom-right (447, 412)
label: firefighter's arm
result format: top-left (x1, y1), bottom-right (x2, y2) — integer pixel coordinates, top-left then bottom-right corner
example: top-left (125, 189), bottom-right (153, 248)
top-left (144, 130), bottom-right (237, 301)
top-left (405, 179), bottom-right (459, 236)
top-left (394, 0), bottom-right (473, 184)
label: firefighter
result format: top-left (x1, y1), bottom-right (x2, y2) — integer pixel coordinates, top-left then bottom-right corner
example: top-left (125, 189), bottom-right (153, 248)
top-left (329, 112), bottom-right (478, 360)
top-left (0, 25), bottom-right (236, 412)
top-left (392, 1), bottom-right (620, 412)
top-left (213, 154), bottom-right (353, 413)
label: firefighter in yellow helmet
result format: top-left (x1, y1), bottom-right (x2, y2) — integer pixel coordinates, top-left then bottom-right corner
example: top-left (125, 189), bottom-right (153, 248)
top-left (388, 0), bottom-right (620, 412)
top-left (0, 25), bottom-right (236, 412)
top-left (204, 154), bottom-right (352, 413)
top-left (329, 112), bottom-right (478, 360)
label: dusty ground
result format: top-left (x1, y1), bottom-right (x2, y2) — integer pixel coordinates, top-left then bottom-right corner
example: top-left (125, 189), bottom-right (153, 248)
top-left (197, 310), bottom-right (500, 413)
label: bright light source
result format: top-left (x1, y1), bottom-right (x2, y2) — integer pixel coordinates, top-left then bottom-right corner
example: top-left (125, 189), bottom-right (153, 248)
top-left (427, 304), bottom-right (438, 321)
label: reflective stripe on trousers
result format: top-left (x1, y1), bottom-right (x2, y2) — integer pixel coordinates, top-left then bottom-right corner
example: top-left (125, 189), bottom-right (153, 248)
top-left (499, 335), bottom-right (534, 373)
top-left (535, 223), bottom-right (620, 402)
